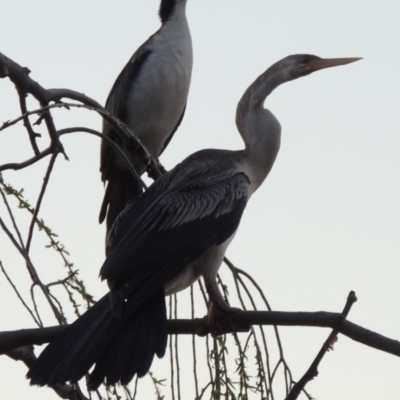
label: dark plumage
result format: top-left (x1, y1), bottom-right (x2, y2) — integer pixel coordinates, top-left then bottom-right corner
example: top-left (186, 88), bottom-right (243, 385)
top-left (28, 151), bottom-right (249, 389)
top-left (100, 0), bottom-right (192, 232)
top-left (27, 291), bottom-right (167, 390)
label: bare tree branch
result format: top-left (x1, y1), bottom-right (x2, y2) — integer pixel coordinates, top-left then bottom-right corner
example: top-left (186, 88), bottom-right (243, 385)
top-left (1, 306), bottom-right (400, 359)
top-left (57, 127), bottom-right (147, 190)
top-left (0, 260), bottom-right (40, 326)
top-left (16, 87), bottom-right (41, 155)
top-left (286, 291), bottom-right (357, 400)
top-left (26, 152), bottom-right (59, 253)
top-left (47, 88), bottom-right (103, 109)
top-left (0, 52), bottom-right (52, 103)
top-left (0, 52), bottom-right (164, 181)
top-left (7, 346), bottom-right (88, 400)
top-left (0, 215), bottom-right (65, 324)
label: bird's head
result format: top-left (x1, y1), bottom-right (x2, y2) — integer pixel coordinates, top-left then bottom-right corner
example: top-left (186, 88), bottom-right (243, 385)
top-left (279, 54), bottom-right (362, 81)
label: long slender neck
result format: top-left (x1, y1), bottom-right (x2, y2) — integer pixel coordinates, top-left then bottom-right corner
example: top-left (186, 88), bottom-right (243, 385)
top-left (159, 0), bottom-right (187, 24)
top-left (235, 61), bottom-right (288, 194)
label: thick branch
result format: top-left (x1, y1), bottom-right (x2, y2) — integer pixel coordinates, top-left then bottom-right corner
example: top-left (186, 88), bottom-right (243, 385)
top-left (47, 88), bottom-right (103, 109)
top-left (1, 310), bottom-right (399, 359)
top-left (0, 52), bottom-right (51, 103)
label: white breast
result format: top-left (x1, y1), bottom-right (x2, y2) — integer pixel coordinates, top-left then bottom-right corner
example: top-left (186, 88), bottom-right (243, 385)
top-left (164, 231), bottom-right (237, 296)
top-left (126, 11), bottom-right (193, 158)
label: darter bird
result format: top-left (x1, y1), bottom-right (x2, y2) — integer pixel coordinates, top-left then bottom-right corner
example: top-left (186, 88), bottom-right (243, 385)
top-left (28, 54), bottom-right (360, 390)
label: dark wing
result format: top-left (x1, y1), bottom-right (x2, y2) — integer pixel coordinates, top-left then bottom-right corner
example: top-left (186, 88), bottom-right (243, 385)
top-left (28, 153), bottom-right (248, 389)
top-left (100, 35), bottom-right (155, 182)
top-left (159, 104), bottom-right (186, 156)
top-left (99, 34), bottom-right (156, 227)
top-left (100, 165), bottom-right (250, 313)
top-left (98, 172), bottom-right (142, 229)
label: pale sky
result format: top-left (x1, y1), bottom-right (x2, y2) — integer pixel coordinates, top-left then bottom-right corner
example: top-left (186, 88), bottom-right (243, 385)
top-left (1, 1), bottom-right (400, 399)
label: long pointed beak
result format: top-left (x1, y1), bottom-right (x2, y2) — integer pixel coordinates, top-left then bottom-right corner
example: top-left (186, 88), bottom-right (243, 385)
top-left (309, 57), bottom-right (362, 72)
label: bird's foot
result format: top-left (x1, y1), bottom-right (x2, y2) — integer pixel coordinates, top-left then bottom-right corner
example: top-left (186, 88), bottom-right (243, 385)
top-left (203, 305), bottom-right (248, 336)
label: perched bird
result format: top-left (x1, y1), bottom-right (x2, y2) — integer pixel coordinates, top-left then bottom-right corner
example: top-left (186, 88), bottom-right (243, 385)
top-left (28, 54), bottom-right (360, 390)
top-left (99, 0), bottom-right (193, 232)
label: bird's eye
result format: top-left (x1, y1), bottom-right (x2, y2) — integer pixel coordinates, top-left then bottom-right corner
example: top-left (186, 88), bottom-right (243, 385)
top-left (302, 56), bottom-right (311, 64)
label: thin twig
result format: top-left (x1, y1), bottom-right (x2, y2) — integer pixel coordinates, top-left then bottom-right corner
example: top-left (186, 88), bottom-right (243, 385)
top-left (57, 127), bottom-right (147, 190)
top-left (227, 260), bottom-right (297, 397)
top-left (26, 151), bottom-right (59, 253)
top-left (169, 296), bottom-right (176, 400)
top-left (0, 175), bottom-right (95, 313)
top-left (0, 186), bottom-right (26, 252)
top-left (0, 215), bottom-right (64, 324)
top-left (0, 260), bottom-right (40, 326)
top-left (0, 102), bottom-right (164, 177)
top-left (191, 285), bottom-right (200, 399)
top-left (285, 291), bottom-right (358, 400)
top-left (17, 87), bottom-right (40, 155)
top-left (30, 283), bottom-right (44, 327)
top-left (174, 294), bottom-right (181, 400)
top-left (0, 147), bottom-right (55, 172)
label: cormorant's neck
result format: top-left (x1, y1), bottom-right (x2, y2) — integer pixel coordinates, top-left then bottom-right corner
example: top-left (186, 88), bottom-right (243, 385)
top-left (159, 0), bottom-right (186, 24)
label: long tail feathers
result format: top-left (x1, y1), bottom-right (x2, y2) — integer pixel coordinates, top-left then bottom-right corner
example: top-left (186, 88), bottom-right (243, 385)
top-left (27, 290), bottom-right (167, 391)
top-left (99, 172), bottom-right (143, 232)
top-left (87, 290), bottom-right (167, 390)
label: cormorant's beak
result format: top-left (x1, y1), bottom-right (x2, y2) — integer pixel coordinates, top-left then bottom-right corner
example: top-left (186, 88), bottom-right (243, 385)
top-left (309, 57), bottom-right (362, 72)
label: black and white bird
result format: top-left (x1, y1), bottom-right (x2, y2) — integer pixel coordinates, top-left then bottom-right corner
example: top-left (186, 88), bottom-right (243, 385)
top-left (99, 0), bottom-right (193, 232)
top-left (28, 54), bottom-right (360, 390)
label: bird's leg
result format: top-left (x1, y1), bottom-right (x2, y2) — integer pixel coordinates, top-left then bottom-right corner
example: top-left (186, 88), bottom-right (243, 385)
top-left (204, 279), bottom-right (243, 335)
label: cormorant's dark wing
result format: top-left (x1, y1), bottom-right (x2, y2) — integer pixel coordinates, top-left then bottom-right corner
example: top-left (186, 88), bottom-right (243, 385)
top-left (159, 103), bottom-right (186, 155)
top-left (100, 35), bottom-right (155, 182)
top-left (99, 34), bottom-right (156, 227)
